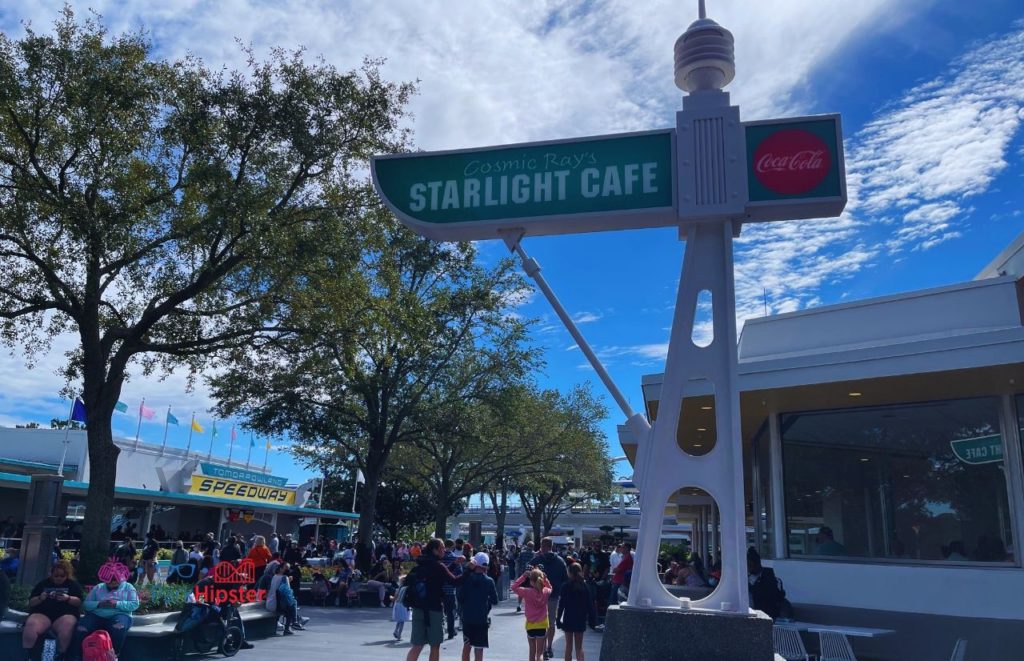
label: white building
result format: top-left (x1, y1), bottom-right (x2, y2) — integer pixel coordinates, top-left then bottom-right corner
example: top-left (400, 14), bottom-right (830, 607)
top-left (0, 429), bottom-right (353, 544)
top-left (620, 233), bottom-right (1024, 659)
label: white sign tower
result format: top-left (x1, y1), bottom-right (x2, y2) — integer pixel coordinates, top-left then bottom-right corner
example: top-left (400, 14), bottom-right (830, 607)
top-left (624, 0), bottom-right (749, 614)
top-left (373, 2), bottom-right (846, 656)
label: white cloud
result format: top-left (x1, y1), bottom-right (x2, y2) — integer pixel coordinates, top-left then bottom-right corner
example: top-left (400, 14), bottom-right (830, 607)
top-left (572, 311), bottom-right (602, 324)
top-left (734, 23), bottom-right (1024, 326)
top-left (0, 0), bottom-right (925, 152)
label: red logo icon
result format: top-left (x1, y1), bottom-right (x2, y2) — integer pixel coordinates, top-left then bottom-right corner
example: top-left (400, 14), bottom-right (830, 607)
top-left (213, 559), bottom-right (255, 584)
top-left (195, 559), bottom-right (265, 605)
top-left (753, 129), bottom-right (831, 195)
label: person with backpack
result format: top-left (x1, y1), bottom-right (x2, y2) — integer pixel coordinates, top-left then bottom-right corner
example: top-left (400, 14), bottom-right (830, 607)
top-left (404, 538), bottom-right (464, 661)
top-left (267, 562), bottom-right (301, 635)
top-left (556, 563), bottom-right (597, 661)
top-left (511, 567), bottom-right (552, 661)
top-left (458, 553), bottom-right (498, 661)
top-left (68, 559), bottom-right (139, 661)
top-left (527, 537), bottom-right (568, 660)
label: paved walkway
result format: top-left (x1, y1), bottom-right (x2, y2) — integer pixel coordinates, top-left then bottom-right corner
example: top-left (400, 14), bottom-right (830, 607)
top-left (233, 599), bottom-right (604, 661)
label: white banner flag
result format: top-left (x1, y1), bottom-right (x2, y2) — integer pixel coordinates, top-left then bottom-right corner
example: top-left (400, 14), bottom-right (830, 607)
top-left (356, 469), bottom-right (365, 484)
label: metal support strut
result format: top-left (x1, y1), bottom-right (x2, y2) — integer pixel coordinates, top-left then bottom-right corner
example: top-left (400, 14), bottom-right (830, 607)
top-left (501, 231), bottom-right (650, 436)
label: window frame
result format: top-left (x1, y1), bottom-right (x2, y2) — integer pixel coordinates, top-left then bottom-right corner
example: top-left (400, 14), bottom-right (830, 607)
top-left (776, 395), bottom-right (1021, 568)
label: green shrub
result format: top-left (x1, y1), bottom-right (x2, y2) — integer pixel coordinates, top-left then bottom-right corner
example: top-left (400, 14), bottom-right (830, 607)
top-left (136, 583), bottom-right (193, 614)
top-left (8, 582), bottom-right (31, 611)
top-left (60, 549), bottom-right (76, 561)
top-left (156, 548), bottom-right (174, 561)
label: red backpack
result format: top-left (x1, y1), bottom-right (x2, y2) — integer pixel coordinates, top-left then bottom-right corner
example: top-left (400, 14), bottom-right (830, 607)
top-left (82, 630), bottom-right (117, 661)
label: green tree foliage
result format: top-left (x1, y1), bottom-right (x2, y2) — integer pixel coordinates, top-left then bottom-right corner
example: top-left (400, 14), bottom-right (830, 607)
top-left (209, 216), bottom-right (538, 569)
top-left (514, 383), bottom-right (613, 542)
top-left (0, 9), bottom-right (412, 577)
top-left (315, 467), bottom-right (436, 541)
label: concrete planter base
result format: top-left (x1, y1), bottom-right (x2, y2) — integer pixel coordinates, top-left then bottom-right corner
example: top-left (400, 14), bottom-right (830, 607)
top-left (599, 605), bottom-right (774, 661)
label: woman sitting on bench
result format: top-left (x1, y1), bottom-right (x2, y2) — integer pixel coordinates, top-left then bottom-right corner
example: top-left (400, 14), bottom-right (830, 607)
top-left (22, 559), bottom-right (83, 659)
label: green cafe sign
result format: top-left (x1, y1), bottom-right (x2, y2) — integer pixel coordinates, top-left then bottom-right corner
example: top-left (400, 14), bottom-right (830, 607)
top-left (949, 435), bottom-right (1004, 466)
top-left (372, 130), bottom-right (676, 241)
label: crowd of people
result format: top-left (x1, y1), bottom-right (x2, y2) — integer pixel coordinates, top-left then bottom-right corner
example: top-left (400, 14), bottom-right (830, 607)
top-left (2, 520), bottom-right (801, 661)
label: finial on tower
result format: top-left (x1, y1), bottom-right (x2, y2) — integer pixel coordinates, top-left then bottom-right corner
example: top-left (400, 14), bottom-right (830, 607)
top-left (674, 1), bottom-right (735, 93)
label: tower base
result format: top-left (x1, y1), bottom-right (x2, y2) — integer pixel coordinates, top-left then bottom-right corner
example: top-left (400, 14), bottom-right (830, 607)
top-left (599, 605), bottom-right (775, 660)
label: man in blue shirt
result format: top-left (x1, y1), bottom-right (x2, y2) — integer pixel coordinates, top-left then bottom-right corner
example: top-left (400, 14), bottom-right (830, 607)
top-left (458, 553), bottom-right (498, 661)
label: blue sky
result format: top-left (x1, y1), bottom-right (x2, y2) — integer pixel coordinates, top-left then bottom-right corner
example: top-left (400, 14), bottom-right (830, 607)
top-left (0, 1), bottom-right (1022, 485)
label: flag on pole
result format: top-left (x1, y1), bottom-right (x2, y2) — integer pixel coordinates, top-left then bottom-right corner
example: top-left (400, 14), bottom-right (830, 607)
top-left (70, 397), bottom-right (87, 423)
top-left (167, 410), bottom-right (179, 426)
top-left (356, 469), bottom-right (366, 485)
top-left (139, 402), bottom-right (156, 420)
top-left (250, 436), bottom-right (256, 448)
top-left (191, 417), bottom-right (204, 433)
top-left (212, 421), bottom-right (219, 438)
top-left (114, 401), bottom-right (128, 413)
top-left (231, 425), bottom-right (238, 442)
top-left (265, 439), bottom-right (271, 450)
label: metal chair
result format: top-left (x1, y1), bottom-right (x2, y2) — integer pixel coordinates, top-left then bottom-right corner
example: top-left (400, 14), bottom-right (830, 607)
top-left (773, 625), bottom-right (813, 661)
top-left (819, 631), bottom-right (857, 661)
top-left (949, 639), bottom-right (968, 661)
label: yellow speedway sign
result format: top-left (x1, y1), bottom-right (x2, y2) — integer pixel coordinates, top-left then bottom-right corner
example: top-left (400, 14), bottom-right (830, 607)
top-left (189, 476), bottom-right (296, 505)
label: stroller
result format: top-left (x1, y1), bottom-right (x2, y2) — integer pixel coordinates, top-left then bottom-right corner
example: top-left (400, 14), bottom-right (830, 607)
top-left (171, 600), bottom-right (244, 658)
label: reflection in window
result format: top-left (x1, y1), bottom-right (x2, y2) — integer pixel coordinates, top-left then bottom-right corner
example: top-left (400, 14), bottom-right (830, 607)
top-left (782, 398), bottom-right (1014, 564)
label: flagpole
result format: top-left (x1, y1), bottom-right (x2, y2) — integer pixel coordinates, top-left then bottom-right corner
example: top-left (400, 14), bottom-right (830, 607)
top-left (351, 476), bottom-right (359, 513)
top-left (134, 398), bottom-right (145, 450)
top-left (246, 432), bottom-right (253, 469)
top-left (162, 406), bottom-right (170, 453)
top-left (262, 439), bottom-right (270, 472)
top-left (227, 425), bottom-right (235, 464)
top-left (57, 397), bottom-right (76, 476)
top-left (207, 421), bottom-right (216, 461)
top-left (186, 412), bottom-right (195, 454)
top-left (313, 475), bottom-right (325, 543)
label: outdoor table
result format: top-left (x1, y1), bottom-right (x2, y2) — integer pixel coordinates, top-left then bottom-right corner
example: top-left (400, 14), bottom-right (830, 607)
top-left (775, 621), bottom-right (895, 659)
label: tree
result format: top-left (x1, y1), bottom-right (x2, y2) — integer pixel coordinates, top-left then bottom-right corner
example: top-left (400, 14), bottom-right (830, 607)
top-left (313, 467), bottom-right (435, 541)
top-left (210, 216), bottom-right (538, 570)
top-left (516, 384), bottom-right (612, 542)
top-left (49, 419), bottom-right (84, 430)
top-left (484, 383), bottom-right (568, 547)
top-left (399, 391), bottom-right (530, 538)
top-left (0, 9), bottom-right (412, 575)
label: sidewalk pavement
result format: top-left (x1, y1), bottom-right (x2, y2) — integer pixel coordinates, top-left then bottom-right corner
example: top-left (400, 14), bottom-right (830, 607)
top-left (232, 599), bottom-right (605, 661)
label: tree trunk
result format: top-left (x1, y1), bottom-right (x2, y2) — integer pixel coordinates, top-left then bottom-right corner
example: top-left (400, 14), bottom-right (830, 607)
top-left (433, 487), bottom-right (450, 540)
top-left (77, 332), bottom-right (124, 581)
top-left (489, 488), bottom-right (508, 548)
top-left (79, 424), bottom-right (119, 580)
top-left (355, 479), bottom-right (379, 572)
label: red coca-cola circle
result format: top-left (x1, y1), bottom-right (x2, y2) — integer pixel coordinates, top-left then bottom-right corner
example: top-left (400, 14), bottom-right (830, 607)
top-left (752, 129), bottom-right (831, 195)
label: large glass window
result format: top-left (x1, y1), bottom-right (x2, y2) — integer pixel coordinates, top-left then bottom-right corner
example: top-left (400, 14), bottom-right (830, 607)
top-left (783, 398), bottom-right (1014, 564)
top-left (751, 423), bottom-right (773, 559)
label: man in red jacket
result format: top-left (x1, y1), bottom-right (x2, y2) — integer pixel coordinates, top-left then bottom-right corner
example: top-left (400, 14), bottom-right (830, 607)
top-left (610, 543), bottom-right (632, 604)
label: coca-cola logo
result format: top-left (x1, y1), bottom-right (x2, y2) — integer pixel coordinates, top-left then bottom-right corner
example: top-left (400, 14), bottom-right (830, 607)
top-left (752, 129), bottom-right (831, 195)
